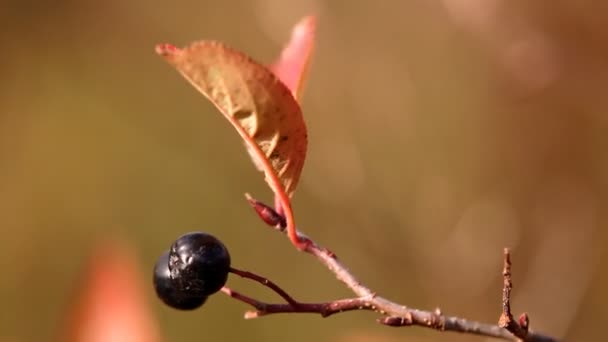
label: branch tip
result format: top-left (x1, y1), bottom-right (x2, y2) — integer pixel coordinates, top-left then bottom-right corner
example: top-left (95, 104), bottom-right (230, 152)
top-left (499, 248), bottom-right (531, 340)
top-left (244, 311), bottom-right (262, 319)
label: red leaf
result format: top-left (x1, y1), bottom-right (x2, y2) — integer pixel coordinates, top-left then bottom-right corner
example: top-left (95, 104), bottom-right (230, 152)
top-left (269, 16), bottom-right (316, 100)
top-left (62, 240), bottom-right (161, 342)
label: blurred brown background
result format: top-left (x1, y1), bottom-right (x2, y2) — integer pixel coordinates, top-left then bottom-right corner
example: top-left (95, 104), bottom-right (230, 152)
top-left (1, 0), bottom-right (607, 341)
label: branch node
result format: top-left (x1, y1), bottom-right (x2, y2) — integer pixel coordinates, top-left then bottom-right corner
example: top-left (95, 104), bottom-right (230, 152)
top-left (429, 309), bottom-right (445, 329)
top-left (245, 193), bottom-right (286, 230)
top-left (379, 314), bottom-right (414, 327)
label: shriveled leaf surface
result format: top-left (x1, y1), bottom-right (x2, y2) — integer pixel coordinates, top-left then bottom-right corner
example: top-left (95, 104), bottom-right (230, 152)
top-left (269, 16), bottom-right (316, 100)
top-left (156, 42), bottom-right (307, 198)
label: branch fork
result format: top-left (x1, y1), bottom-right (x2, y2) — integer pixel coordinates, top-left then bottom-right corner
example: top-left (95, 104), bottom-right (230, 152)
top-left (217, 194), bottom-right (563, 341)
top-left (499, 248), bottom-right (531, 340)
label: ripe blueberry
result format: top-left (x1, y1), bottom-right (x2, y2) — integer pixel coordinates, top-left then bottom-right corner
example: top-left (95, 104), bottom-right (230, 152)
top-left (169, 232), bottom-right (231, 296)
top-left (153, 251), bottom-right (208, 310)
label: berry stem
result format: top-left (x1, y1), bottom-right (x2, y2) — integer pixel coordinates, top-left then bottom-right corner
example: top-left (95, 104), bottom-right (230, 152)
top-left (221, 287), bottom-right (374, 319)
top-left (229, 267), bottom-right (299, 306)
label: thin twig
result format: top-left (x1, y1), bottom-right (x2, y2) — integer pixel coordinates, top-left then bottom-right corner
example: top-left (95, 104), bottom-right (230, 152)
top-left (242, 195), bottom-right (562, 342)
top-left (229, 267), bottom-right (299, 306)
top-left (499, 248), bottom-right (530, 340)
top-left (221, 287), bottom-right (374, 319)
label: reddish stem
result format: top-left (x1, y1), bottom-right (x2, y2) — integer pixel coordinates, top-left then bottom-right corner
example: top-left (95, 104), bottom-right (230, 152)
top-left (229, 267), bottom-right (298, 306)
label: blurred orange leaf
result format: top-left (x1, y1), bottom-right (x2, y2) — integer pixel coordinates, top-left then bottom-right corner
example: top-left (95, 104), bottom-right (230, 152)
top-left (62, 241), bottom-right (161, 342)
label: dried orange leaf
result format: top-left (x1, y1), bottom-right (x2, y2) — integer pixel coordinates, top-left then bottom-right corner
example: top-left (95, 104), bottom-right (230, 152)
top-left (156, 40), bottom-right (310, 249)
top-left (269, 16), bottom-right (316, 100)
top-left (156, 42), bottom-right (307, 198)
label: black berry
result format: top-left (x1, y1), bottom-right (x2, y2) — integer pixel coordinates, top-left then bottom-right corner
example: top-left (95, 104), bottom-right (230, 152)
top-left (168, 232), bottom-right (231, 296)
top-left (153, 251), bottom-right (208, 310)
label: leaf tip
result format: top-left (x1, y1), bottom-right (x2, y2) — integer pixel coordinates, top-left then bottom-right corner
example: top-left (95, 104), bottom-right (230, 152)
top-left (155, 43), bottom-right (179, 57)
top-left (294, 15), bottom-right (317, 37)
